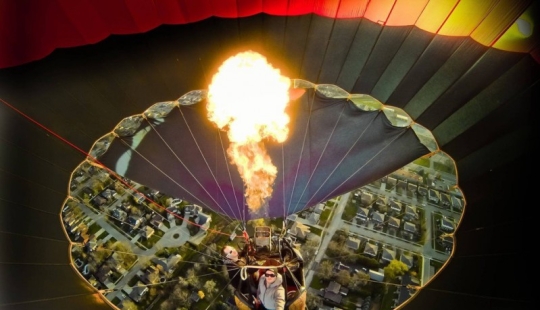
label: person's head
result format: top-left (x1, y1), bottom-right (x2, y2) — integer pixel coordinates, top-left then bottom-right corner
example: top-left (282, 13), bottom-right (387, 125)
top-left (264, 267), bottom-right (278, 284)
top-left (222, 245), bottom-right (239, 261)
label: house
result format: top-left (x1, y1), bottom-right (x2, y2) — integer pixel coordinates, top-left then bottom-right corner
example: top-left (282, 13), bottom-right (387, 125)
top-left (334, 261), bottom-right (350, 272)
top-left (397, 179), bottom-right (407, 191)
top-left (440, 217), bottom-right (455, 232)
top-left (84, 235), bottom-right (98, 252)
top-left (307, 212), bottom-right (320, 225)
top-left (374, 196), bottom-right (387, 208)
top-left (141, 265), bottom-right (161, 284)
top-left (185, 204), bottom-right (203, 216)
top-left (346, 236), bottom-right (361, 250)
top-left (428, 189), bottom-right (440, 203)
top-left (397, 274), bottom-right (421, 306)
top-left (141, 225), bottom-right (155, 239)
top-left (120, 201), bottom-right (132, 212)
top-left (403, 221), bottom-right (417, 233)
top-left (111, 208), bottom-right (127, 222)
top-left (323, 281), bottom-right (343, 304)
top-left (127, 216), bottom-right (144, 230)
top-left (81, 186), bottom-right (95, 198)
top-left (101, 188), bottom-right (118, 200)
top-left (405, 205), bottom-right (417, 219)
top-left (417, 186), bottom-right (428, 196)
top-left (371, 211), bottom-right (385, 223)
top-left (400, 253), bottom-right (414, 269)
top-left (166, 206), bottom-right (181, 221)
top-left (360, 192), bottom-right (374, 205)
top-left (314, 203), bottom-right (325, 214)
top-left (129, 283), bottom-right (148, 303)
top-left (388, 217), bottom-right (400, 229)
top-left (368, 269), bottom-right (385, 282)
top-left (133, 192), bottom-right (146, 204)
top-left (363, 243), bottom-right (377, 257)
top-left (149, 213), bottom-right (164, 229)
top-left (286, 213), bottom-right (298, 221)
top-left (151, 254), bottom-right (182, 275)
top-left (381, 248), bottom-right (396, 263)
top-left (94, 265), bottom-right (113, 285)
top-left (407, 182), bottom-right (417, 193)
top-left (108, 252), bottom-right (126, 274)
top-left (441, 234), bottom-right (453, 246)
top-left (451, 195), bottom-right (463, 211)
top-left (91, 195), bottom-right (107, 207)
top-left (389, 200), bottom-right (402, 213)
top-left (387, 177), bottom-right (397, 188)
top-left (289, 221), bottom-right (310, 240)
top-left (356, 207), bottom-right (369, 221)
top-left (194, 213), bottom-right (212, 231)
top-left (189, 291), bottom-right (202, 303)
top-left (440, 192), bottom-right (451, 207)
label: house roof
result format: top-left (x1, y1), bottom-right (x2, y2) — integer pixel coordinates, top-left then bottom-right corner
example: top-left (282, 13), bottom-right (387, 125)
top-left (151, 254), bottom-right (182, 273)
top-left (323, 291), bottom-right (342, 304)
top-left (375, 196), bottom-right (387, 205)
top-left (150, 214), bottom-right (164, 226)
top-left (400, 254), bottom-right (414, 268)
top-left (368, 269), bottom-right (385, 282)
top-left (388, 217), bottom-right (400, 228)
top-left (404, 222), bottom-right (417, 233)
top-left (290, 221), bottom-right (310, 239)
top-left (372, 211), bottom-right (385, 222)
top-left (441, 217), bottom-right (455, 231)
top-left (360, 192), bottom-right (373, 202)
top-left (307, 212), bottom-right (320, 224)
top-left (334, 262), bottom-right (350, 272)
top-left (389, 199), bottom-right (402, 210)
top-left (326, 281), bottom-right (341, 294)
top-left (142, 226), bottom-right (155, 237)
top-left (314, 203), bottom-right (325, 214)
top-left (363, 243), bottom-right (377, 256)
top-left (382, 248), bottom-right (396, 262)
top-left (346, 237), bottom-right (361, 250)
top-left (356, 207), bottom-right (369, 218)
top-left (196, 213), bottom-right (211, 226)
top-left (405, 205), bottom-right (417, 216)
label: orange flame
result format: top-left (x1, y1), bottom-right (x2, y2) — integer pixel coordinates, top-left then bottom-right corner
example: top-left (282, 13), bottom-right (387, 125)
top-left (207, 51), bottom-right (291, 214)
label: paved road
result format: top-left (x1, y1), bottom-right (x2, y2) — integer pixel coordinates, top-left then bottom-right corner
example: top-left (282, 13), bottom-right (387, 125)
top-left (302, 179), bottom-right (456, 288)
top-left (305, 193), bottom-right (348, 286)
top-left (72, 181), bottom-right (195, 301)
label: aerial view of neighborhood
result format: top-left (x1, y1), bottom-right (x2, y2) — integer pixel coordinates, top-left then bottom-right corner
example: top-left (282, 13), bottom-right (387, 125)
top-left (62, 150), bottom-right (463, 310)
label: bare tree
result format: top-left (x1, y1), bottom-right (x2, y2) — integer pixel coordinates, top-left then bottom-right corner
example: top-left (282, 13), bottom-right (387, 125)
top-left (171, 286), bottom-right (191, 307)
top-left (306, 291), bottom-right (323, 310)
top-left (121, 299), bottom-right (137, 310)
top-left (317, 260), bottom-right (334, 281)
top-left (336, 270), bottom-right (351, 286)
top-left (349, 272), bottom-right (370, 291)
top-left (186, 268), bottom-right (200, 288)
top-left (203, 280), bottom-right (218, 298)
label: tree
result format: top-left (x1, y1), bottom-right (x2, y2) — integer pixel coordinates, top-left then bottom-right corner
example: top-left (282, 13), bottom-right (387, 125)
top-left (349, 272), bottom-right (370, 291)
top-left (203, 280), bottom-right (217, 298)
top-left (121, 300), bottom-right (137, 310)
top-left (306, 291), bottom-right (323, 310)
top-left (299, 238), bottom-right (319, 263)
top-left (383, 259), bottom-right (409, 281)
top-left (186, 268), bottom-right (200, 288)
top-left (317, 260), bottom-right (334, 281)
top-left (248, 218), bottom-right (266, 230)
top-left (175, 276), bottom-right (187, 287)
top-left (91, 179), bottom-right (103, 193)
top-left (336, 270), bottom-right (351, 286)
top-left (171, 286), bottom-right (191, 306)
